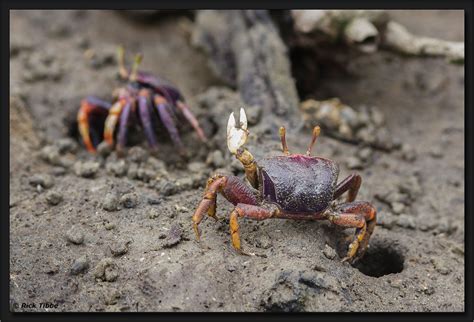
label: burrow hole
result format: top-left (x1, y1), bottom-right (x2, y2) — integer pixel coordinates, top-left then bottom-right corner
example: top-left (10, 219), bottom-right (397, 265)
top-left (351, 243), bottom-right (405, 277)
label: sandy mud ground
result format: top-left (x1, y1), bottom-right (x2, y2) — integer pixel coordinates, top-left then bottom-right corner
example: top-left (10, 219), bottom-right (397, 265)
top-left (10, 10), bottom-right (464, 312)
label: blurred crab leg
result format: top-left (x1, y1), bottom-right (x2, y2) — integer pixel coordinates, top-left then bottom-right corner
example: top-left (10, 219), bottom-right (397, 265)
top-left (176, 100), bottom-right (207, 142)
top-left (156, 88), bottom-right (178, 119)
top-left (116, 98), bottom-right (133, 152)
top-left (306, 125), bottom-right (321, 156)
top-left (104, 98), bottom-right (127, 146)
top-left (137, 89), bottom-right (158, 150)
top-left (77, 96), bottom-right (111, 153)
top-left (153, 95), bottom-right (184, 151)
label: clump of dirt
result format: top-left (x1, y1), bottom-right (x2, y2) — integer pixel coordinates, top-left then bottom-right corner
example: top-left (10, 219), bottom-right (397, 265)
top-left (10, 10), bottom-right (464, 312)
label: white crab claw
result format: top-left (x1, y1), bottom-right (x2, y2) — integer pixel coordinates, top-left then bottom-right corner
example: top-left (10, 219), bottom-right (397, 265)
top-left (239, 107), bottom-right (247, 130)
top-left (227, 108), bottom-right (249, 154)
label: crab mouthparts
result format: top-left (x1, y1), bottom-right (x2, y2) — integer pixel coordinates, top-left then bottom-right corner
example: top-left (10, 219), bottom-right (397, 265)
top-left (227, 107), bottom-right (249, 154)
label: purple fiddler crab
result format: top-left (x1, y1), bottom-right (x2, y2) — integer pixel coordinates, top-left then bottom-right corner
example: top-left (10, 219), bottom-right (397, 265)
top-left (193, 108), bottom-right (376, 263)
top-left (77, 46), bottom-right (207, 155)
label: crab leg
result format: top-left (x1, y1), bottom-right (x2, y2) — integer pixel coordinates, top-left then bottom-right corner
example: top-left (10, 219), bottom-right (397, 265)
top-left (329, 201), bottom-right (377, 262)
top-left (333, 173), bottom-right (362, 202)
top-left (137, 89), bottom-right (158, 150)
top-left (77, 96), bottom-right (112, 153)
top-left (153, 94), bottom-right (184, 152)
top-left (115, 98), bottom-right (133, 152)
top-left (104, 98), bottom-right (127, 146)
top-left (193, 175), bottom-right (228, 240)
top-left (193, 175), bottom-right (259, 241)
top-left (229, 203), bottom-right (280, 254)
top-left (176, 100), bottom-right (207, 142)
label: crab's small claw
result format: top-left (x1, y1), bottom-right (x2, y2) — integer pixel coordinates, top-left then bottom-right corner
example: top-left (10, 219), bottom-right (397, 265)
top-left (227, 107), bottom-right (249, 154)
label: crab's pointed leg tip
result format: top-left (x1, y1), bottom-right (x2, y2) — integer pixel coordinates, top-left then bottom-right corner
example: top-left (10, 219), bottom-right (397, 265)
top-left (240, 107), bottom-right (247, 130)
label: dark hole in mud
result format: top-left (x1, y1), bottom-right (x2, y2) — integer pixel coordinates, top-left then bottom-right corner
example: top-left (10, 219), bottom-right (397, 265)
top-left (359, 35), bottom-right (377, 46)
top-left (352, 244), bottom-right (405, 277)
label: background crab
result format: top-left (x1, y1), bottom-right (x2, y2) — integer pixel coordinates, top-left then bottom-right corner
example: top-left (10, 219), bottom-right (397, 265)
top-left (193, 108), bottom-right (377, 263)
top-left (77, 46), bottom-right (207, 155)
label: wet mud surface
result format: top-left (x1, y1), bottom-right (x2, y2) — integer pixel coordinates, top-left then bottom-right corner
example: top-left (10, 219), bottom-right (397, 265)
top-left (10, 10), bottom-right (464, 312)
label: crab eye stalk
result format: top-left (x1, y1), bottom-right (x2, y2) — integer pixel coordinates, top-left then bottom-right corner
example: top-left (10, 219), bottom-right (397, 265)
top-left (129, 53), bottom-right (143, 82)
top-left (117, 45), bottom-right (129, 79)
top-left (279, 126), bottom-right (290, 155)
top-left (306, 125), bottom-right (321, 156)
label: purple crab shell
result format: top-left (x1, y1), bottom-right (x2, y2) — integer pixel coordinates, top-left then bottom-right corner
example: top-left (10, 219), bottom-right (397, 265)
top-left (258, 155), bottom-right (339, 213)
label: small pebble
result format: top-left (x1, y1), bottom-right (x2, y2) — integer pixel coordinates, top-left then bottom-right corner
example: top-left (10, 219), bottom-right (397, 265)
top-left (420, 285), bottom-right (435, 295)
top-left (51, 166), bottom-right (67, 176)
top-left (378, 213), bottom-right (398, 230)
top-left (70, 255), bottom-right (89, 275)
top-left (163, 223), bottom-right (182, 248)
top-left (55, 138), bottom-right (77, 153)
top-left (94, 258), bottom-right (119, 282)
top-left (127, 163), bottom-right (139, 179)
top-left (390, 279), bottom-right (403, 289)
top-left (147, 195), bottom-right (162, 205)
top-left (109, 240), bottom-right (130, 257)
top-left (120, 192), bottom-right (139, 208)
top-left (146, 157), bottom-right (166, 171)
top-left (176, 177), bottom-right (193, 191)
top-left (160, 181), bottom-right (178, 196)
top-left (40, 145), bottom-right (62, 166)
top-left (396, 214), bottom-right (416, 229)
top-left (29, 174), bottom-right (55, 189)
top-left (345, 156), bottom-right (364, 170)
top-left (127, 146), bottom-right (148, 163)
top-left (391, 202), bottom-right (405, 215)
top-left (187, 161), bottom-right (207, 173)
top-left (398, 176), bottom-right (422, 198)
top-left (102, 192), bottom-right (120, 212)
top-left (401, 143), bottom-right (417, 162)
top-left (44, 258), bottom-right (60, 275)
top-left (206, 150), bottom-right (225, 168)
top-left (46, 190), bottom-right (63, 206)
top-left (226, 263), bottom-right (237, 272)
top-left (104, 222), bottom-right (116, 230)
top-left (429, 146), bottom-right (443, 158)
top-left (356, 147), bottom-right (372, 162)
top-left (255, 235), bottom-right (272, 249)
top-left (148, 208), bottom-right (160, 219)
top-left (106, 159), bottom-right (128, 177)
top-left (74, 161), bottom-right (100, 178)
top-left (103, 288), bottom-right (121, 305)
top-left (136, 166), bottom-right (155, 182)
top-left (97, 141), bottom-right (112, 158)
top-left (66, 225), bottom-right (85, 244)
top-left (322, 244), bottom-right (337, 260)
top-left (431, 257), bottom-right (451, 275)
top-left (370, 108), bottom-right (385, 127)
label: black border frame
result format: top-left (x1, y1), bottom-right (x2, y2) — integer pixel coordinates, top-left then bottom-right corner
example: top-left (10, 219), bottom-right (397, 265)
top-left (1, 1), bottom-right (472, 322)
